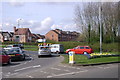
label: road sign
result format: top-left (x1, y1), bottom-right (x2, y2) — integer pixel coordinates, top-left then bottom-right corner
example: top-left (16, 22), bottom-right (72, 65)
top-left (69, 51), bottom-right (75, 64)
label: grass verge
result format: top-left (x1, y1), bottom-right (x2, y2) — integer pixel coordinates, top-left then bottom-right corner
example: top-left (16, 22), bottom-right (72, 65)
top-left (61, 54), bottom-right (120, 65)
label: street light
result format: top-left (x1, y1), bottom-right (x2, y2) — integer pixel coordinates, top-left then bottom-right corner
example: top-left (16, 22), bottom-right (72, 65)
top-left (99, 3), bottom-right (102, 54)
top-left (17, 18), bottom-right (22, 28)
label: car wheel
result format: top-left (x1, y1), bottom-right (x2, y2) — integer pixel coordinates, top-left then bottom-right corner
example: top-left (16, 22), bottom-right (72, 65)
top-left (83, 52), bottom-right (88, 54)
top-left (56, 51), bottom-right (59, 54)
top-left (7, 59), bottom-right (11, 64)
top-left (23, 55), bottom-right (25, 60)
top-left (38, 55), bottom-right (41, 58)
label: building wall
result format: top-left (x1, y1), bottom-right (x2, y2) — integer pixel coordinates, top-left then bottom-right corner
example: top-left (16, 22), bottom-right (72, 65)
top-left (13, 35), bottom-right (26, 43)
top-left (45, 31), bottom-right (59, 42)
top-left (45, 30), bottom-right (79, 42)
top-left (0, 34), bottom-right (3, 42)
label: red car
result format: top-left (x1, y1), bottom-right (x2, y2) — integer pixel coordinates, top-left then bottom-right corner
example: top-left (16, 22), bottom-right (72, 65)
top-left (0, 51), bottom-right (11, 64)
top-left (66, 46), bottom-right (93, 54)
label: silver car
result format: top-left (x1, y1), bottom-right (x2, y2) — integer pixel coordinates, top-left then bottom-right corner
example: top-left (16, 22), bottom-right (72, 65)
top-left (38, 46), bottom-right (51, 58)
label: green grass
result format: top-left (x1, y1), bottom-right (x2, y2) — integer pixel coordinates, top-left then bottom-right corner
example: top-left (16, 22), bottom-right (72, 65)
top-left (61, 54), bottom-right (120, 65)
top-left (0, 44), bottom-right (38, 51)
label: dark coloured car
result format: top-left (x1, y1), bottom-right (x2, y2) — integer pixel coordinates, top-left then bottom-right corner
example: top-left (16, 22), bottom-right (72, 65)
top-left (0, 51), bottom-right (11, 65)
top-left (12, 44), bottom-right (24, 49)
top-left (6, 47), bottom-right (25, 61)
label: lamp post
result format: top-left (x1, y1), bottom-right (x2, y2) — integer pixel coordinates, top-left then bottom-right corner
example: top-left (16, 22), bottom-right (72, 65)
top-left (99, 3), bottom-right (102, 54)
top-left (17, 18), bottom-right (22, 28)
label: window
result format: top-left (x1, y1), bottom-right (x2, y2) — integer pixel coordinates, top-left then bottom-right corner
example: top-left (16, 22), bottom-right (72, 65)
top-left (80, 47), bottom-right (84, 49)
top-left (52, 35), bottom-right (54, 37)
top-left (85, 47), bottom-right (90, 49)
top-left (16, 36), bottom-right (19, 38)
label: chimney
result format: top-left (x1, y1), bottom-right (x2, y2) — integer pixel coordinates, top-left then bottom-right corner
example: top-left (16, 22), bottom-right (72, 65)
top-left (14, 26), bottom-right (16, 32)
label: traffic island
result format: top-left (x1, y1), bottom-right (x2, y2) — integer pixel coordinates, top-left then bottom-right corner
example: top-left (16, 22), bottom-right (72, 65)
top-left (61, 53), bottom-right (120, 66)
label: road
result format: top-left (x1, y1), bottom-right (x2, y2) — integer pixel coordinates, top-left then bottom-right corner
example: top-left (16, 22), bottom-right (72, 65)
top-left (1, 50), bottom-right (119, 78)
top-left (1, 50), bottom-right (63, 78)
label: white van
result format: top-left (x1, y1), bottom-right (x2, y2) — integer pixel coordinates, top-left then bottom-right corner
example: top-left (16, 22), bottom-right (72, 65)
top-left (50, 44), bottom-right (64, 54)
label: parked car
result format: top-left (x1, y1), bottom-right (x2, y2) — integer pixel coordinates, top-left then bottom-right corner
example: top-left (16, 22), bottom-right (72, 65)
top-left (66, 46), bottom-right (94, 54)
top-left (6, 47), bottom-right (25, 61)
top-left (3, 45), bottom-right (14, 51)
top-left (38, 46), bottom-right (51, 58)
top-left (3, 44), bottom-right (24, 51)
top-left (0, 51), bottom-right (11, 65)
top-left (50, 44), bottom-right (64, 54)
top-left (13, 44), bottom-right (24, 49)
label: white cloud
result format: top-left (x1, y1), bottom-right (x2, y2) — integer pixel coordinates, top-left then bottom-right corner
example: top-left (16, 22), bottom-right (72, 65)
top-left (9, 0), bottom-right (25, 7)
top-left (33, 17), bottom-right (54, 34)
top-left (2, 17), bottom-right (78, 34)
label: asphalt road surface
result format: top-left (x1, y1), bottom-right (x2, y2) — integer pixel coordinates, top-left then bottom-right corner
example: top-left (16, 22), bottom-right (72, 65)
top-left (1, 50), bottom-right (119, 78)
top-left (1, 50), bottom-right (63, 78)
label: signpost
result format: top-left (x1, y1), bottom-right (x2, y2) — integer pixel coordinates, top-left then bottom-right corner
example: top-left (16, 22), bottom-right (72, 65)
top-left (69, 51), bottom-right (75, 64)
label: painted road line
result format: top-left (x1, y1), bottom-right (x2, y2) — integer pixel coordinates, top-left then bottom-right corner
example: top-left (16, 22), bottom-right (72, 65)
top-left (10, 62), bottom-right (27, 68)
top-left (58, 65), bottom-right (79, 70)
top-left (14, 66), bottom-right (33, 72)
top-left (103, 67), bottom-right (110, 69)
top-left (6, 72), bottom-right (19, 77)
top-left (14, 65), bottom-right (41, 72)
top-left (47, 70), bottom-right (88, 78)
top-left (26, 75), bottom-right (34, 78)
top-left (51, 68), bottom-right (61, 71)
top-left (33, 65), bottom-right (41, 68)
top-left (64, 69), bottom-right (71, 72)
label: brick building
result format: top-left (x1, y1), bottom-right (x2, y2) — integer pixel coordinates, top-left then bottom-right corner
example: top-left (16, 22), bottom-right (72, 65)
top-left (13, 27), bottom-right (32, 43)
top-left (32, 33), bottom-right (45, 42)
top-left (45, 29), bottom-right (79, 42)
top-left (0, 31), bottom-right (13, 42)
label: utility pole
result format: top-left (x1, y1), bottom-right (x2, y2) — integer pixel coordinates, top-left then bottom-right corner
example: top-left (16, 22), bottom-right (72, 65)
top-left (99, 3), bottom-right (102, 54)
top-left (17, 18), bottom-right (22, 28)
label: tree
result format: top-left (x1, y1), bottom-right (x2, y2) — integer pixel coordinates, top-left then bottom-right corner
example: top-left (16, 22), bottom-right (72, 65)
top-left (74, 2), bottom-right (119, 43)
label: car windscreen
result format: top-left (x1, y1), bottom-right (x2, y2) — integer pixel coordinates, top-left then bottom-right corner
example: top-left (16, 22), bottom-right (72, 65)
top-left (85, 47), bottom-right (90, 49)
top-left (7, 49), bottom-right (20, 54)
top-left (0, 51), bottom-right (7, 55)
top-left (13, 45), bottom-right (18, 47)
top-left (6, 46), bottom-right (12, 48)
top-left (40, 47), bottom-right (49, 50)
top-left (79, 47), bottom-right (84, 49)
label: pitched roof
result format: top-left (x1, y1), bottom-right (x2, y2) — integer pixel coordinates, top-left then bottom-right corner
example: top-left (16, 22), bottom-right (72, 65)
top-left (0, 32), bottom-right (10, 36)
top-left (32, 33), bottom-right (45, 39)
top-left (14, 28), bottom-right (31, 35)
top-left (52, 30), bottom-right (60, 34)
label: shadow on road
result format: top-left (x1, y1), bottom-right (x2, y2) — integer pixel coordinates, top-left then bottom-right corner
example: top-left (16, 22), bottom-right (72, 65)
top-left (38, 54), bottom-right (60, 58)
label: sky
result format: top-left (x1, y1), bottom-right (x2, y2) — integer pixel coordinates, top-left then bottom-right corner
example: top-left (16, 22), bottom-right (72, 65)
top-left (0, 0), bottom-right (119, 35)
top-left (1, 2), bottom-right (81, 35)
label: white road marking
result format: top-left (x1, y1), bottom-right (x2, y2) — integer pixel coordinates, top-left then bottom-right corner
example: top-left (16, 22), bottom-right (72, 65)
top-left (51, 68), bottom-right (61, 71)
top-left (14, 65), bottom-right (41, 72)
top-left (33, 65), bottom-right (41, 68)
top-left (7, 72), bottom-right (11, 74)
top-left (10, 56), bottom-right (34, 68)
top-left (58, 65), bottom-right (80, 70)
top-left (64, 70), bottom-right (70, 72)
top-left (103, 67), bottom-right (110, 69)
top-left (6, 72), bottom-right (19, 77)
top-left (97, 67), bottom-right (104, 69)
top-left (15, 66), bottom-right (33, 72)
top-left (47, 70), bottom-right (88, 78)
top-left (58, 65), bottom-right (67, 67)
top-left (26, 75), bottom-right (34, 78)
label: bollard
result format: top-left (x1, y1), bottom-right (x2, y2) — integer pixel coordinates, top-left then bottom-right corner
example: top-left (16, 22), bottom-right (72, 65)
top-left (69, 51), bottom-right (75, 64)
